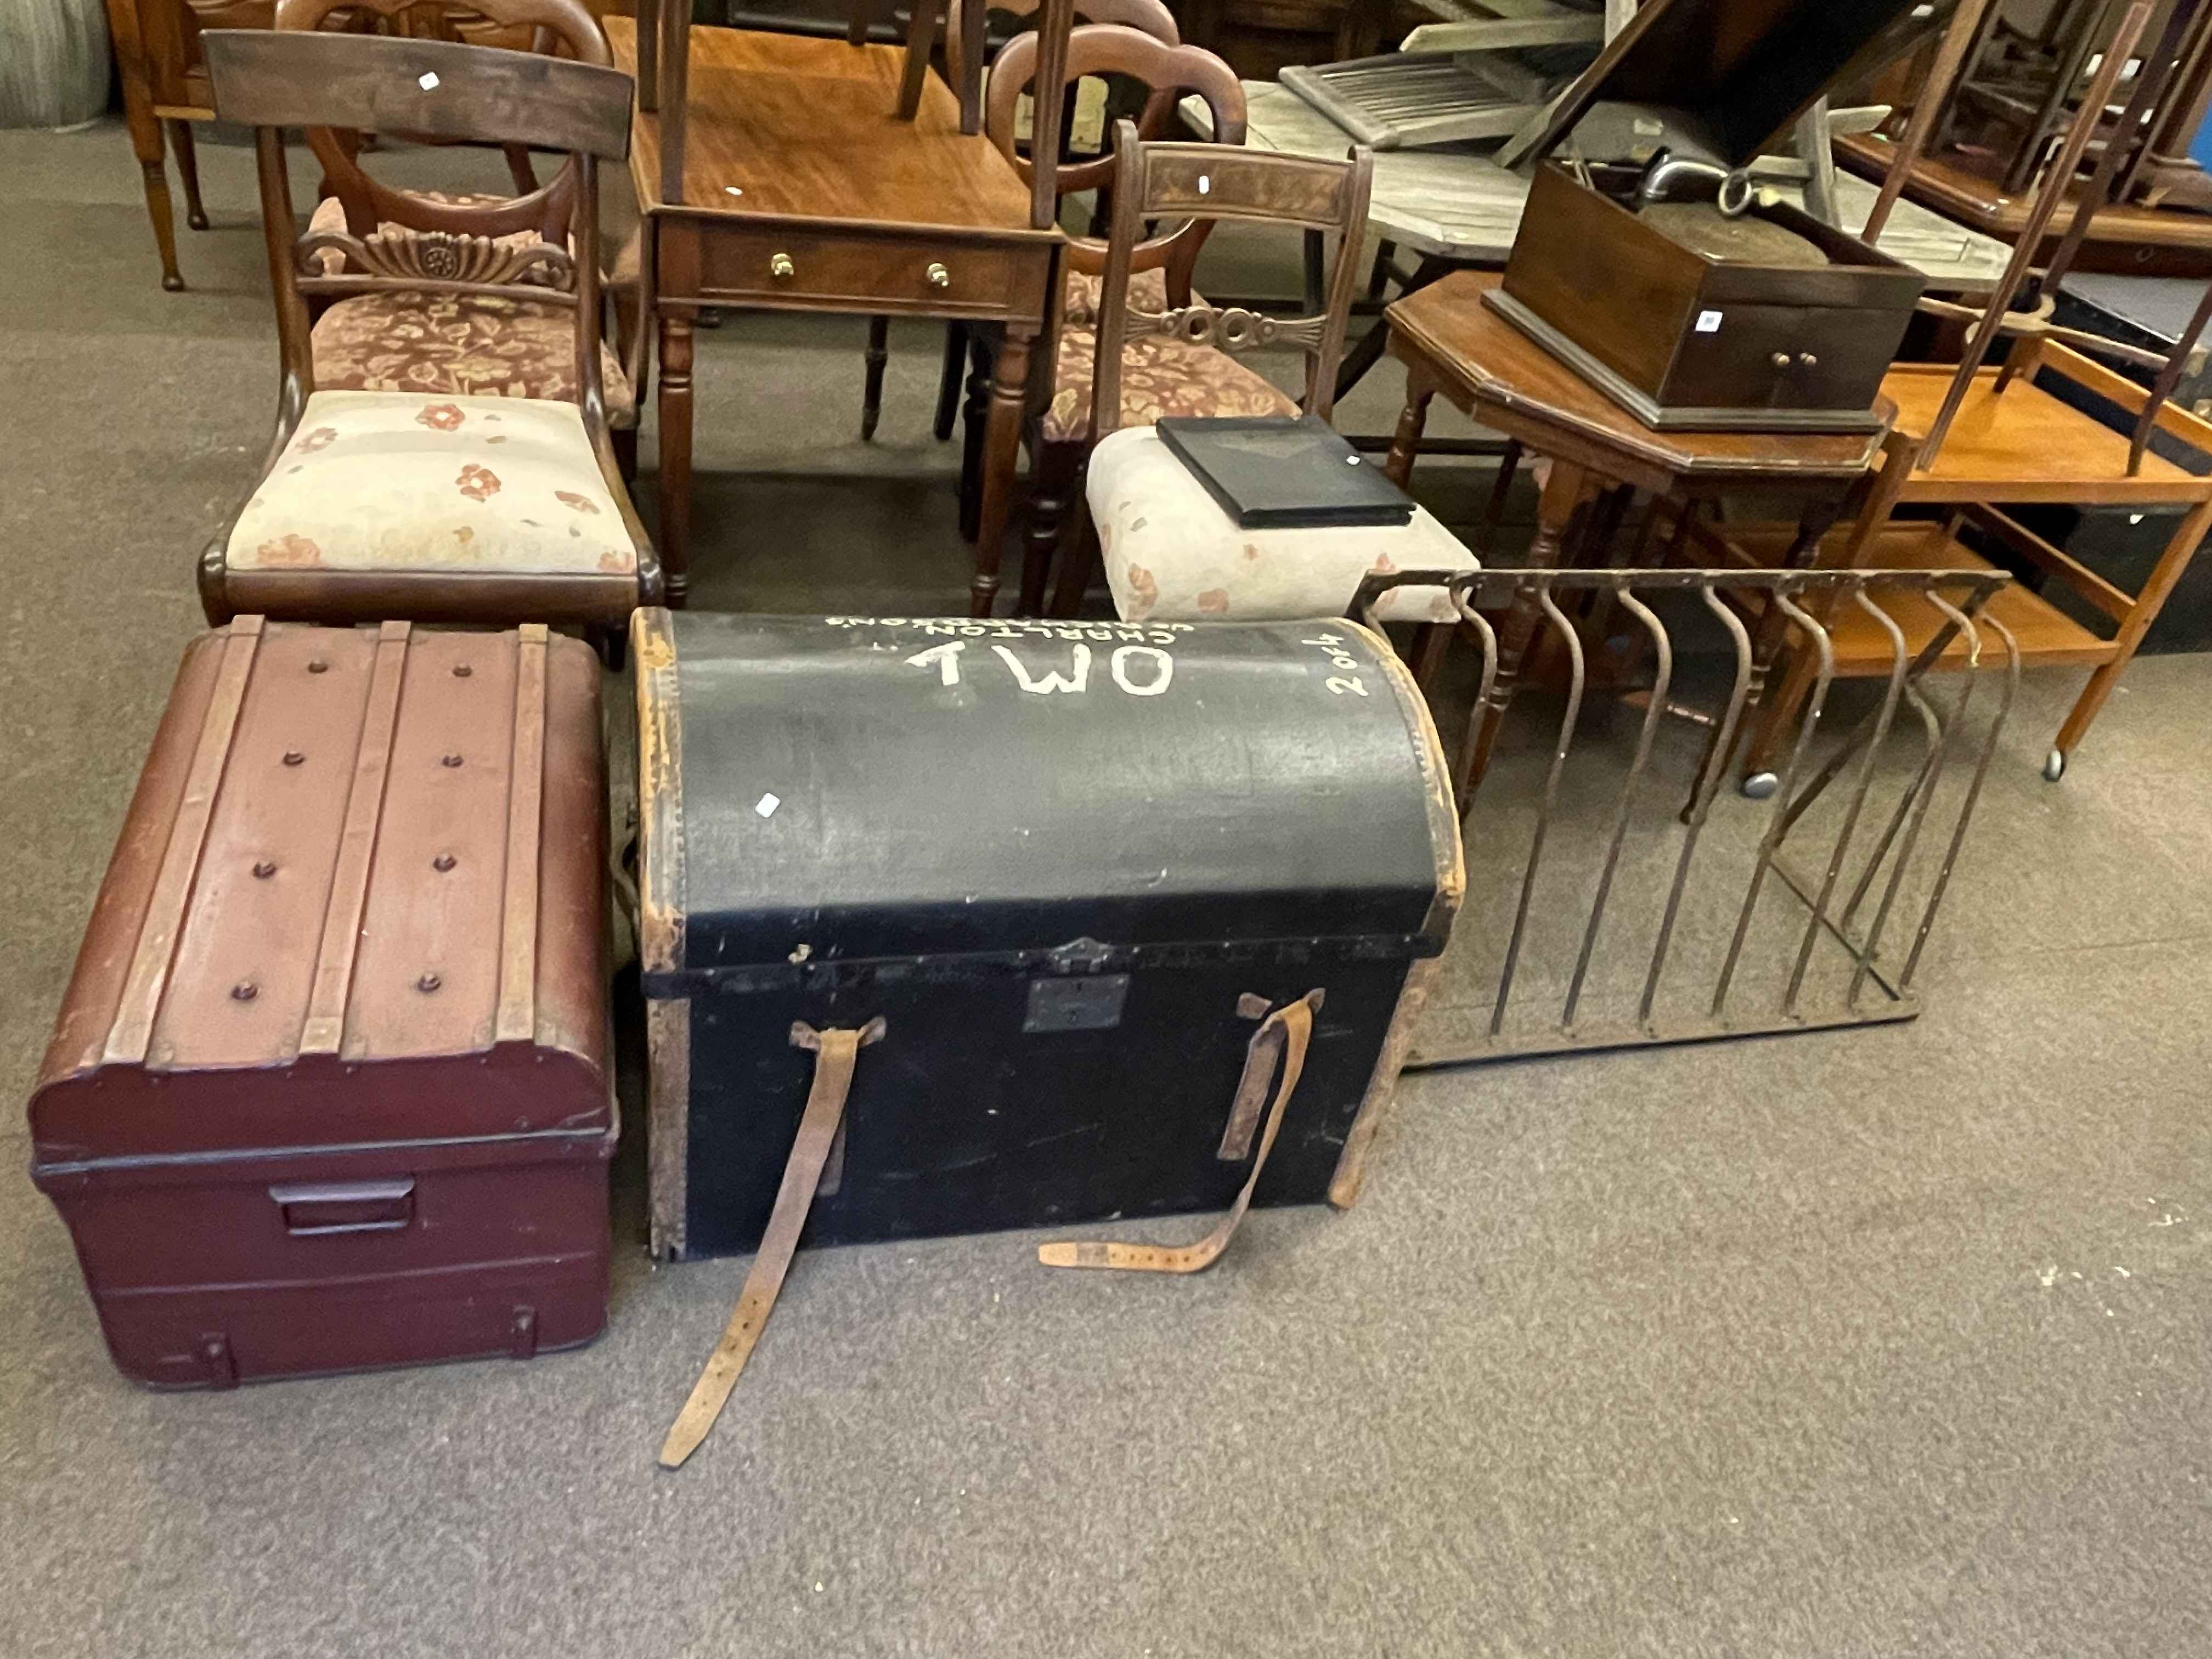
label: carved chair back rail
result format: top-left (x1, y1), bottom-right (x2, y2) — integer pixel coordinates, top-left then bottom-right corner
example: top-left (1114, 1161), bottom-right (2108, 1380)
top-left (865, 0), bottom-right (1186, 445)
top-left (205, 29), bottom-right (630, 443)
top-left (988, 24), bottom-right (1248, 291)
top-left (976, 33), bottom-right (1248, 615)
top-left (270, 0), bottom-right (614, 245)
top-left (1090, 124), bottom-right (1373, 435)
top-left (945, 0), bottom-right (1180, 101)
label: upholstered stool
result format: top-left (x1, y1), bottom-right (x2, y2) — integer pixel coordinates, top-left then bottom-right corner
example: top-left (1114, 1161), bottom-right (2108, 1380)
top-left (1086, 426), bottom-right (1480, 623)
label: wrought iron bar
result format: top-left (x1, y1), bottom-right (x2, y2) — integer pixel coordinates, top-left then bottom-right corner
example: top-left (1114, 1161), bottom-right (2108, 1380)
top-left (1489, 588), bottom-right (1585, 1038)
top-left (1562, 590), bottom-right (1670, 1029)
top-left (1355, 562), bottom-right (2019, 1071)
top-left (1779, 591), bottom-right (1907, 1017)
top-left (1898, 613), bottom-right (2022, 991)
top-left (1639, 586), bottom-right (1753, 1029)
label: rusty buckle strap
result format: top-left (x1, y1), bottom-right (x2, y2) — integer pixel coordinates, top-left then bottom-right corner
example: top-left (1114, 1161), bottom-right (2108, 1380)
top-left (1038, 990), bottom-right (1324, 1276)
top-left (657, 1017), bottom-right (885, 1470)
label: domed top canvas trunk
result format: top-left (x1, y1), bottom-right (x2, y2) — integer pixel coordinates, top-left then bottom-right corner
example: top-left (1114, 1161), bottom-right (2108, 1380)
top-left (28, 618), bottom-right (615, 1388)
top-left (631, 608), bottom-right (1464, 1262)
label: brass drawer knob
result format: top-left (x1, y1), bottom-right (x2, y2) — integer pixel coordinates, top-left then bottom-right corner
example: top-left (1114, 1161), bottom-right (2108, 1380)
top-left (1770, 351), bottom-right (1791, 369)
top-left (926, 262), bottom-right (951, 290)
top-left (1798, 351), bottom-right (1819, 369)
top-left (769, 252), bottom-right (795, 280)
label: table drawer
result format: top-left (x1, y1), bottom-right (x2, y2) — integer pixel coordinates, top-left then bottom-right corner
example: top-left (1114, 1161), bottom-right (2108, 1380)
top-left (697, 229), bottom-right (1041, 317)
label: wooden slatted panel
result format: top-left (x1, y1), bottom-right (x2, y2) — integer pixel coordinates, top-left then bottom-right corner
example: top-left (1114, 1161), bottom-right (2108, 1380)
top-left (103, 617), bottom-right (265, 1067)
top-left (300, 621), bottom-right (412, 1058)
top-left (495, 625), bottom-right (547, 1046)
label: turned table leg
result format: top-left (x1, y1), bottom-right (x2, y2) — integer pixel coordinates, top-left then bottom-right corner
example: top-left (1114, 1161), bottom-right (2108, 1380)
top-left (128, 99), bottom-right (181, 291)
top-left (862, 316), bottom-right (889, 441)
top-left (1382, 371), bottom-right (1433, 488)
top-left (957, 338), bottom-right (991, 541)
top-left (970, 327), bottom-right (1034, 617)
top-left (657, 307), bottom-right (695, 608)
top-left (168, 120), bottom-right (208, 231)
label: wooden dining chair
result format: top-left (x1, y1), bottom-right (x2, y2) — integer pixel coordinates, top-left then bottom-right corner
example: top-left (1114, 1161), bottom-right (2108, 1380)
top-left (198, 25), bottom-right (659, 639)
top-left (854, 0), bottom-right (1183, 445)
top-left (1069, 120), bottom-right (1479, 623)
top-left (275, 0), bottom-right (648, 477)
top-left (969, 27), bottom-right (1255, 613)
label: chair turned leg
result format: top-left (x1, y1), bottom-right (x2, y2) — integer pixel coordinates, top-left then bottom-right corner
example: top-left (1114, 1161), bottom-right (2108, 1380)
top-left (1049, 509), bottom-right (1101, 618)
top-left (1365, 238), bottom-right (1398, 302)
top-left (168, 120), bottom-right (208, 231)
top-left (862, 316), bottom-right (890, 441)
top-left (196, 542), bottom-right (232, 625)
top-left (1019, 443), bottom-right (1079, 617)
top-left (957, 336), bottom-right (992, 543)
top-left (934, 320), bottom-right (969, 442)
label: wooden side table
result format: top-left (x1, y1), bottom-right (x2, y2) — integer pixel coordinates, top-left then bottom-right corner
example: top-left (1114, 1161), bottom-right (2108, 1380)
top-left (612, 20), bottom-right (1062, 611)
top-left (1380, 271), bottom-right (1891, 786)
top-left (103, 0), bottom-right (234, 291)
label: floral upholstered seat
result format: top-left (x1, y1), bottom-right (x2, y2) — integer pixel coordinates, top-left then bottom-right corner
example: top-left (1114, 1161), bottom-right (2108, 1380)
top-left (303, 196), bottom-right (637, 422)
top-left (311, 291), bottom-right (636, 422)
top-left (1060, 266), bottom-right (1177, 328)
top-left (1085, 426), bottom-right (1477, 624)
top-left (228, 392), bottom-right (635, 582)
top-left (1043, 328), bottom-right (1297, 444)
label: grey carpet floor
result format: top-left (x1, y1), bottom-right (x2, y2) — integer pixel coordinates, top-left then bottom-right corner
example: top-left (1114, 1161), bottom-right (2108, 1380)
top-left (4, 119), bottom-right (2211, 1659)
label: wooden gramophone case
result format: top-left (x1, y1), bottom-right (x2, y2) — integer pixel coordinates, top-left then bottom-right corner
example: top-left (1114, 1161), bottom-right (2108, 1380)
top-left (1491, 0), bottom-right (1931, 431)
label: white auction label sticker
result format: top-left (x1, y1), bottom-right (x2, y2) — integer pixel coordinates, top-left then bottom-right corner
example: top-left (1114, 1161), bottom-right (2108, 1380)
top-left (418, 71), bottom-right (441, 91)
top-left (1695, 309), bottom-right (1723, 334)
top-left (754, 793), bottom-right (781, 819)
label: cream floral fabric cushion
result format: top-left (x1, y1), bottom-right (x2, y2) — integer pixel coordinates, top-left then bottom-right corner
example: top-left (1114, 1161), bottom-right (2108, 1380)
top-left (228, 391), bottom-right (635, 578)
top-left (1086, 426), bottom-right (1478, 624)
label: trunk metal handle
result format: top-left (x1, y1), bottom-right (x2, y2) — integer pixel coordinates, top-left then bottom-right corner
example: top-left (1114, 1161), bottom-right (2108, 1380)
top-left (268, 1177), bottom-right (416, 1236)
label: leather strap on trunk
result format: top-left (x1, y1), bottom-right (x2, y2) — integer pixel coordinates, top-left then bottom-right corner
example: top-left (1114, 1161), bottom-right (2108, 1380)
top-left (1037, 990), bottom-right (1323, 1276)
top-left (657, 1017), bottom-right (884, 1469)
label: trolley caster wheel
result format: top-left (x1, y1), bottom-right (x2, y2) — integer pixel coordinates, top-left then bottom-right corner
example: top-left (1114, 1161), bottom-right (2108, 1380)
top-left (1741, 771), bottom-right (1780, 800)
top-left (2042, 748), bottom-right (2067, 782)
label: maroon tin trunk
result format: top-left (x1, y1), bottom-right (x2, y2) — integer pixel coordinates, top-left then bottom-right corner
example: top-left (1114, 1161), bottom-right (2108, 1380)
top-left (29, 617), bottom-right (615, 1389)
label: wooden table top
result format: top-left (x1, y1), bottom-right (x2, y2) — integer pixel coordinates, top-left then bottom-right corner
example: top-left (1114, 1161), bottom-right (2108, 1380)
top-left (610, 19), bottom-right (1048, 236)
top-left (1388, 272), bottom-right (1889, 486)
top-left (1182, 81), bottom-right (2013, 292)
